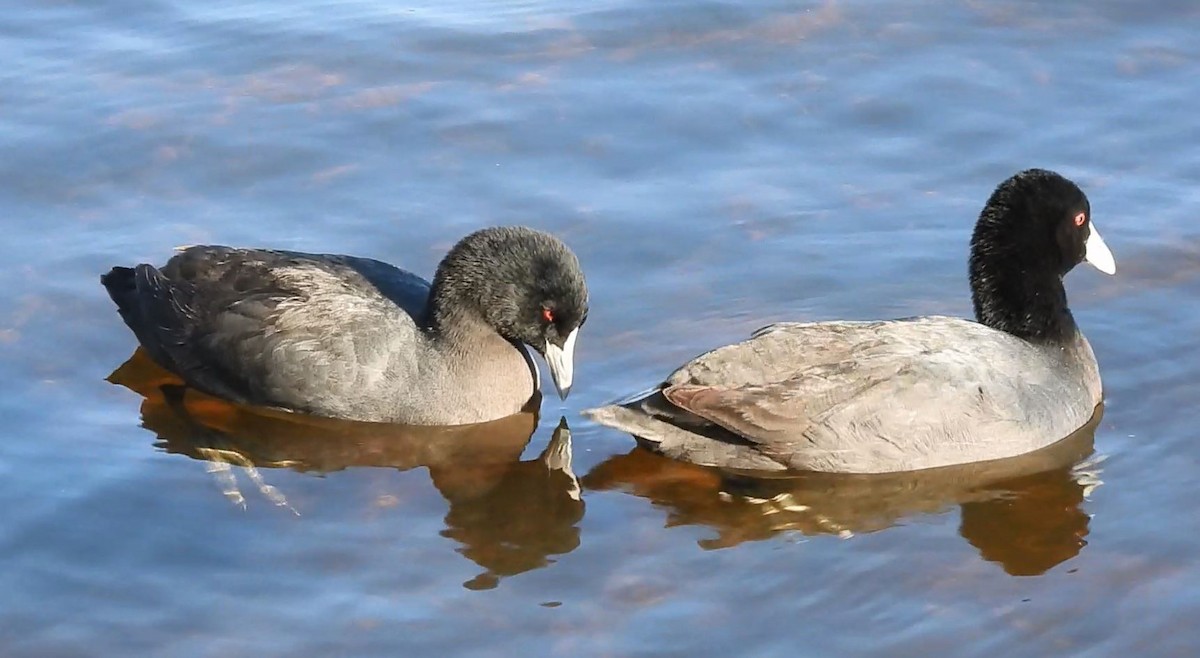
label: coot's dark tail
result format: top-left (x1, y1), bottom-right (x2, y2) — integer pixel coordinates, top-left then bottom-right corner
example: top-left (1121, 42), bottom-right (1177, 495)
top-left (102, 263), bottom-right (188, 369)
top-left (101, 266), bottom-right (143, 333)
top-left (100, 263), bottom-right (245, 403)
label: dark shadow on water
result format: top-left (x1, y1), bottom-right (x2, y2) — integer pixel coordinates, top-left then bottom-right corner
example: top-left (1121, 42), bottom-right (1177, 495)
top-left (108, 349), bottom-right (584, 590)
top-left (584, 408), bottom-right (1104, 577)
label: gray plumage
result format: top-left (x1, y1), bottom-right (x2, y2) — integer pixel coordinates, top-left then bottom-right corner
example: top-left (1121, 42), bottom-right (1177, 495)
top-left (586, 317), bottom-right (1101, 473)
top-left (102, 226), bottom-right (589, 425)
top-left (585, 169), bottom-right (1115, 473)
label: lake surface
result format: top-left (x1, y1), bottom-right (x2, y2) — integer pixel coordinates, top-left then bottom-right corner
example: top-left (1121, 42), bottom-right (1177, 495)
top-left (3, 0), bottom-right (1200, 655)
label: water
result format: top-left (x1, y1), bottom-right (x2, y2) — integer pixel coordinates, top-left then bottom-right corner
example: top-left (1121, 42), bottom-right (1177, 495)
top-left (3, 0), bottom-right (1199, 654)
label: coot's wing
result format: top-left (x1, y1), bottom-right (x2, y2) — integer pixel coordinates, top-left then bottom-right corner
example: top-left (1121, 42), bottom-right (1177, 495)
top-left (102, 247), bottom-right (429, 409)
top-left (660, 318), bottom-right (1036, 472)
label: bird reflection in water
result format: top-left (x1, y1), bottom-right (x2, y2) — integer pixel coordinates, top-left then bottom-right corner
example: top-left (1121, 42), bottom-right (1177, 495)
top-left (584, 408), bottom-right (1105, 577)
top-left (108, 349), bottom-right (584, 590)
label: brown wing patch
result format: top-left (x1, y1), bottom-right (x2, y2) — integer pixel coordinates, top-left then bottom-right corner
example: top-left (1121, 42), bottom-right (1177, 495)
top-left (663, 384), bottom-right (730, 414)
top-left (664, 383), bottom-right (812, 445)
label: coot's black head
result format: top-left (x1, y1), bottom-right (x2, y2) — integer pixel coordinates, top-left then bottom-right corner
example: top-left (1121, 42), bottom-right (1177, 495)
top-left (431, 226), bottom-right (589, 399)
top-left (968, 169), bottom-right (1116, 341)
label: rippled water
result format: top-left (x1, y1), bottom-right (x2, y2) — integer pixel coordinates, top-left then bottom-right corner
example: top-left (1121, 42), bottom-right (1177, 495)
top-left (4, 0), bottom-right (1200, 655)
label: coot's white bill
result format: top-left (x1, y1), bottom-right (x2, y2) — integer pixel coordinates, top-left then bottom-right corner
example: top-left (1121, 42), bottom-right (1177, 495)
top-left (1084, 222), bottom-right (1116, 275)
top-left (544, 327), bottom-right (578, 399)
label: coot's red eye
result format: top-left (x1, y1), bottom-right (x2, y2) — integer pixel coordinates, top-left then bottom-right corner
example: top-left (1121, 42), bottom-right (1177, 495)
top-left (542, 308), bottom-right (555, 323)
top-left (1074, 212), bottom-right (1087, 227)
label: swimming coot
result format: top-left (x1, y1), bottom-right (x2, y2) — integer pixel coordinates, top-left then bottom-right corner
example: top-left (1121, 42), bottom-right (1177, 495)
top-left (585, 169), bottom-right (1114, 473)
top-left (103, 226), bottom-right (589, 425)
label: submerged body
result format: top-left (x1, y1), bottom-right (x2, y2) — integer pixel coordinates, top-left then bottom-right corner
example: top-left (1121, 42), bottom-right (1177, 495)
top-left (587, 316), bottom-right (1102, 473)
top-left (102, 227), bottom-right (589, 425)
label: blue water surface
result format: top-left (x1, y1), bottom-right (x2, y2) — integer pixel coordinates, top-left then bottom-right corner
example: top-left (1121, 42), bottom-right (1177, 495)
top-left (2, 0), bottom-right (1199, 655)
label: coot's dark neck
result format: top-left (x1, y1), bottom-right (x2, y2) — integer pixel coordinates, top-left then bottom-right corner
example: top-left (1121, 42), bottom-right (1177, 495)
top-left (969, 251), bottom-right (1077, 343)
top-left (426, 255), bottom-right (511, 344)
top-left (425, 279), bottom-right (490, 341)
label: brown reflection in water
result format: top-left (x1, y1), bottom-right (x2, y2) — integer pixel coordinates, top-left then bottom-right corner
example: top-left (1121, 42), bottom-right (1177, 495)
top-left (108, 349), bottom-right (584, 590)
top-left (584, 409), bottom-right (1103, 576)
